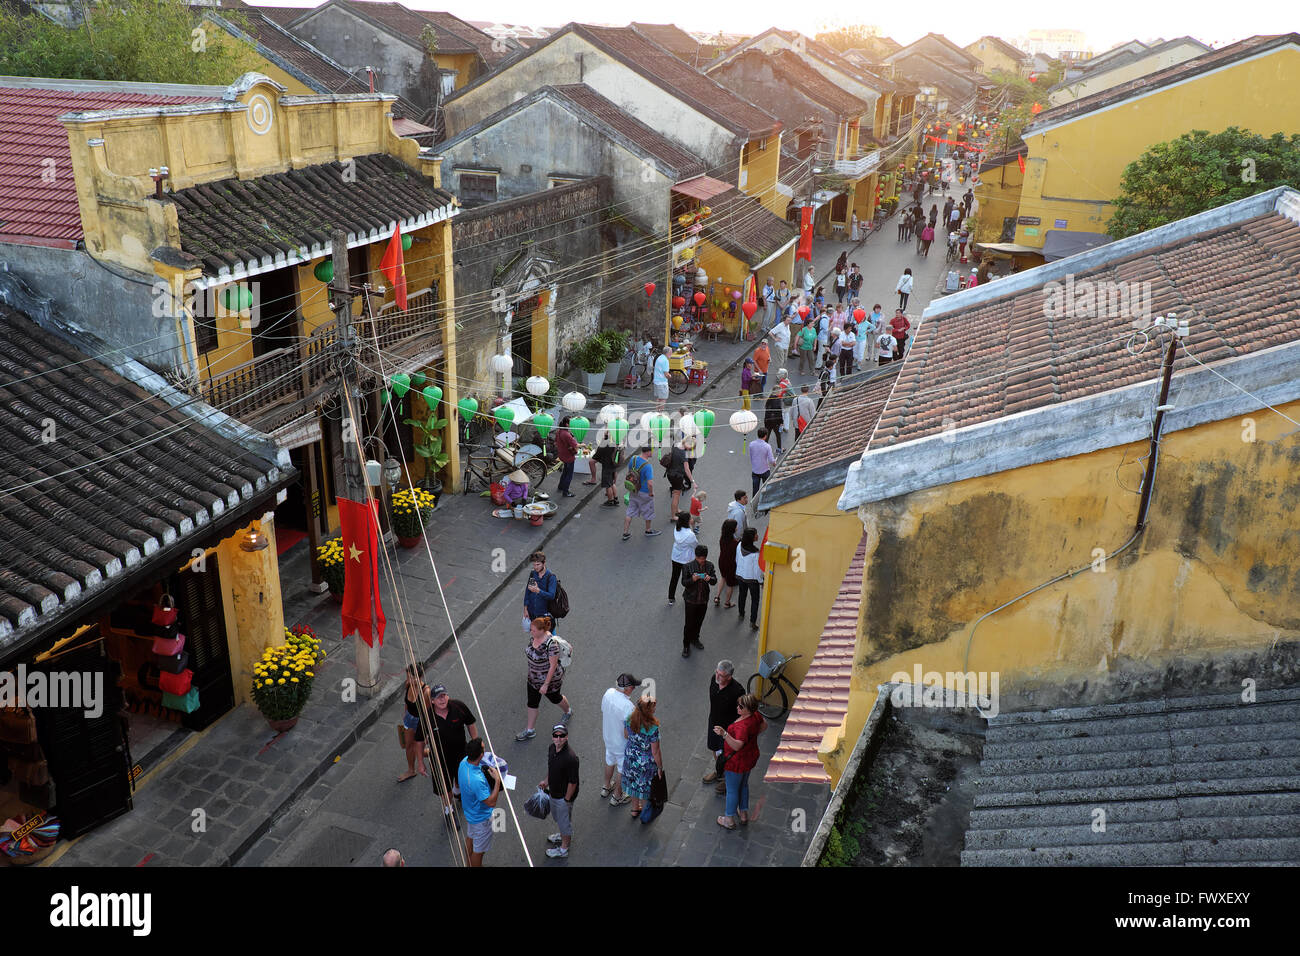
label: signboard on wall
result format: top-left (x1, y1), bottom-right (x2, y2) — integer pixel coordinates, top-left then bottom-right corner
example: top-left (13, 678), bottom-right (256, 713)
top-left (1054, 219), bottom-right (1068, 228)
top-left (1017, 216), bottom-right (1041, 226)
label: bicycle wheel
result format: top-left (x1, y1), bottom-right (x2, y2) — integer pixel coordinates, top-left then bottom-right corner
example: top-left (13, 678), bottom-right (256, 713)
top-left (519, 456), bottom-right (547, 489)
top-left (668, 369), bottom-right (689, 395)
top-left (747, 673), bottom-right (789, 720)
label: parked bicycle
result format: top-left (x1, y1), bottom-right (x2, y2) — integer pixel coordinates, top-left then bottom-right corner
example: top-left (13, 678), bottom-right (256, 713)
top-left (746, 650), bottom-right (803, 720)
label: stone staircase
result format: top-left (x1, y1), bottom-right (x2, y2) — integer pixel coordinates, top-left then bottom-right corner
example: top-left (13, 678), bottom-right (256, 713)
top-left (961, 687), bottom-right (1300, 866)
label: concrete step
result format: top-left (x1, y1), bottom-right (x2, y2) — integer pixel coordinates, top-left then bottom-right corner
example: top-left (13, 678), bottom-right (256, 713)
top-left (982, 719), bottom-right (1299, 762)
top-left (961, 841), bottom-right (1185, 866)
top-left (976, 755), bottom-right (1300, 796)
top-left (1183, 837), bottom-right (1300, 864)
top-left (973, 775), bottom-right (1300, 808)
top-left (985, 700), bottom-right (1300, 746)
top-left (965, 812), bottom-right (1297, 852)
top-left (966, 791), bottom-right (1300, 831)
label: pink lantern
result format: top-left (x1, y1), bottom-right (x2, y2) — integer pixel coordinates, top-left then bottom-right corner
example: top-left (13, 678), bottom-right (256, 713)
top-left (732, 290), bottom-right (742, 300)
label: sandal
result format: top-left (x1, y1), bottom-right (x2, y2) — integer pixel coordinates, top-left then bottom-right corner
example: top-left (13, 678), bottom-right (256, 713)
top-left (716, 815), bottom-right (738, 831)
top-left (631, 805), bottom-right (644, 817)
top-left (713, 596), bottom-right (720, 607)
top-left (397, 772), bottom-right (417, 783)
top-left (600, 786), bottom-right (613, 799)
top-left (739, 811), bottom-right (749, 826)
top-left (724, 602), bottom-right (735, 609)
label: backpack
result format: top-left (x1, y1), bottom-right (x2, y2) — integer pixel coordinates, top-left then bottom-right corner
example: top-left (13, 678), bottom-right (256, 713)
top-left (549, 636), bottom-right (573, 671)
top-left (549, 579), bottom-right (570, 619)
top-left (624, 456), bottom-right (646, 493)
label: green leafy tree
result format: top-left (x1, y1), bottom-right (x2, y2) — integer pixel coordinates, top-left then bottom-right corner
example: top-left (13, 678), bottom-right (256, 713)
top-left (0, 0), bottom-right (258, 84)
top-left (1108, 127), bottom-right (1300, 238)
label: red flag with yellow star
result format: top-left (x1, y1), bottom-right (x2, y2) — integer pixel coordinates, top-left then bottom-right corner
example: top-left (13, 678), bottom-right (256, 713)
top-left (339, 496), bottom-right (386, 647)
top-left (379, 223), bottom-right (408, 311)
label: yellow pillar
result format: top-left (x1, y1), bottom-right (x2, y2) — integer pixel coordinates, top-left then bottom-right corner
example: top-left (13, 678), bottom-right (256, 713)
top-left (221, 517), bottom-right (286, 705)
top-left (436, 218), bottom-right (462, 492)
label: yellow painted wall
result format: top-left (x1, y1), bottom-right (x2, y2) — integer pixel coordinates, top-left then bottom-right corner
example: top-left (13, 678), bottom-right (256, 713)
top-left (965, 41), bottom-right (1021, 77)
top-left (1016, 45), bottom-right (1300, 247)
top-left (873, 94), bottom-right (891, 142)
top-left (972, 157), bottom-right (1023, 243)
top-left (696, 244), bottom-right (748, 334)
top-left (739, 133), bottom-right (783, 215)
top-left (1047, 42), bottom-right (1210, 107)
top-left (822, 397), bottom-right (1300, 781)
top-left (763, 485), bottom-right (865, 689)
top-left (436, 52), bottom-right (480, 89)
top-left (203, 22), bottom-right (316, 95)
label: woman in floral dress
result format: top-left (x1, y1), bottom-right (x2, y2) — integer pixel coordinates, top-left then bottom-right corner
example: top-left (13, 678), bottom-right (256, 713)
top-left (621, 695), bottom-right (663, 817)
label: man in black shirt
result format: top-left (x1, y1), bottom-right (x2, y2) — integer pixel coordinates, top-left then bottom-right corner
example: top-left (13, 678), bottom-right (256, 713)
top-left (681, 544), bottom-right (718, 658)
top-left (703, 660), bottom-right (746, 793)
top-left (541, 724), bottom-right (580, 858)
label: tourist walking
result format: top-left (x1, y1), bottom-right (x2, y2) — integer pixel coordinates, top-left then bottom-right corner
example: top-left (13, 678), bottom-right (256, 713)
top-left (920, 224), bottom-right (935, 257)
top-left (796, 318), bottom-right (818, 375)
top-left (761, 276), bottom-right (777, 329)
top-left (715, 518), bottom-right (739, 611)
top-left (848, 264), bottom-right (863, 303)
top-left (457, 738), bottom-right (501, 866)
top-left (621, 445), bottom-right (661, 541)
top-left (667, 511), bottom-right (698, 606)
top-left (621, 695), bottom-right (663, 819)
top-left (752, 339), bottom-right (770, 393)
top-left (763, 389), bottom-right (784, 452)
top-left (748, 427), bottom-right (776, 499)
top-left (523, 550), bottom-right (558, 631)
top-left (703, 660), bottom-right (746, 794)
top-left (839, 324), bottom-right (857, 377)
top-left (793, 383), bottom-right (818, 437)
top-left (681, 545), bottom-right (717, 658)
top-left (726, 490), bottom-right (749, 535)
top-left (767, 313), bottom-right (790, 374)
top-left (601, 673), bottom-right (639, 806)
top-left (662, 439), bottom-right (693, 519)
top-left (427, 684), bottom-right (478, 818)
top-left (891, 309), bottom-right (912, 358)
top-left (714, 694), bottom-right (766, 830)
top-left (802, 265), bottom-right (815, 297)
top-left (739, 358), bottom-right (755, 412)
top-left (896, 268), bottom-right (913, 310)
top-left (516, 615), bottom-right (572, 740)
top-left (735, 527), bottom-right (762, 630)
top-left (540, 724), bottom-right (579, 858)
top-left (593, 440), bottom-right (619, 507)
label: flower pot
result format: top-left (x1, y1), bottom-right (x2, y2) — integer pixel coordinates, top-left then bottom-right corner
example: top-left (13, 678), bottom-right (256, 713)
top-left (424, 478), bottom-right (443, 507)
top-left (397, 534), bottom-right (423, 548)
top-left (268, 716), bottom-right (299, 733)
top-left (584, 370), bottom-right (605, 394)
top-left (604, 360), bottom-right (623, 385)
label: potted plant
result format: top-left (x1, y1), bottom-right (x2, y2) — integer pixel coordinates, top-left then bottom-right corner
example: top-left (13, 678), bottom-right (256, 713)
top-left (572, 335), bottom-right (607, 395)
top-left (389, 486), bottom-right (438, 547)
top-left (599, 328), bottom-right (630, 384)
top-left (251, 625), bottom-right (323, 732)
top-left (404, 411), bottom-right (449, 502)
top-left (317, 538), bottom-right (344, 601)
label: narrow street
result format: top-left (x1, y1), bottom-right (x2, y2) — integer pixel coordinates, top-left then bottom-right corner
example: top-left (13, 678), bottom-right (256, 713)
top-left (236, 222), bottom-right (957, 868)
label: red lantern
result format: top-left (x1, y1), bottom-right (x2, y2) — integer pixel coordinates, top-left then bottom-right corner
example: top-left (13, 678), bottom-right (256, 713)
top-left (693, 291), bottom-right (706, 307)
top-left (741, 301), bottom-right (758, 320)
top-left (644, 282), bottom-right (655, 297)
top-left (853, 308), bottom-right (865, 321)
top-left (798, 305), bottom-right (810, 319)
top-left (672, 296), bottom-right (686, 309)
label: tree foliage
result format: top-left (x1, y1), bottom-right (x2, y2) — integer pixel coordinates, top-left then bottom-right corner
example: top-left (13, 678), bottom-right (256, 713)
top-left (1108, 127), bottom-right (1300, 238)
top-left (0, 0), bottom-right (258, 85)
top-left (814, 25), bottom-right (878, 54)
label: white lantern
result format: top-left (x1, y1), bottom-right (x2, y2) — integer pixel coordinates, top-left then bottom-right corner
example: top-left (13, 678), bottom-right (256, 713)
top-left (525, 375), bottom-right (550, 396)
top-left (694, 266), bottom-right (708, 286)
top-left (679, 414), bottom-right (699, 438)
top-left (561, 391), bottom-right (586, 412)
top-left (598, 403), bottom-right (625, 424)
top-left (490, 353), bottom-right (513, 374)
top-left (729, 409), bottom-right (758, 436)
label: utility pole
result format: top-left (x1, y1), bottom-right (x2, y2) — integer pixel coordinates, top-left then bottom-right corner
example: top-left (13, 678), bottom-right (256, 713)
top-left (1135, 316), bottom-right (1184, 534)
top-left (332, 228), bottom-right (381, 693)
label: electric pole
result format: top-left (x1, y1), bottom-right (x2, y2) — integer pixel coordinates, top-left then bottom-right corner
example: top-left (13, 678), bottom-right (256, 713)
top-left (332, 228), bottom-right (381, 693)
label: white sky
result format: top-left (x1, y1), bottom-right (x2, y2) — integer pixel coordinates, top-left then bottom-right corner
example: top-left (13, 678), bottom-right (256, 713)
top-left (250, 0), bottom-right (1294, 51)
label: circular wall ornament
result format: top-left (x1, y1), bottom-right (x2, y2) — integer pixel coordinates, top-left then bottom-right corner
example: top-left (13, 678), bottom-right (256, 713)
top-left (247, 94), bottom-right (273, 135)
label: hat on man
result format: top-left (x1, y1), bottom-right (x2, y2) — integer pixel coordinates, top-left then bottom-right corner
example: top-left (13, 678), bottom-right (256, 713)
top-left (616, 673), bottom-right (640, 689)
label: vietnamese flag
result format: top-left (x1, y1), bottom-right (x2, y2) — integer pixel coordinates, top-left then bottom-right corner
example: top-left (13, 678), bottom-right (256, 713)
top-left (795, 205), bottom-right (814, 263)
top-left (379, 223), bottom-right (408, 311)
top-left (339, 497), bottom-right (386, 647)
top-left (1017, 152), bottom-right (1026, 175)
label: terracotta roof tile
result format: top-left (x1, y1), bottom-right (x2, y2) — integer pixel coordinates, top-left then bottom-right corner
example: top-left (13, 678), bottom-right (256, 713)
top-left (871, 210), bottom-right (1300, 449)
top-left (698, 187), bottom-right (797, 267)
top-left (630, 22), bottom-right (707, 63)
top-left (763, 49), bottom-right (871, 117)
top-left (765, 533), bottom-right (867, 785)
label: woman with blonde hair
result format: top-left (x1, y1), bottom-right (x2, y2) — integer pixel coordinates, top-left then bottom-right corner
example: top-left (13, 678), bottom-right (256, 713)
top-left (713, 692), bottom-right (766, 829)
top-left (621, 695), bottom-right (663, 818)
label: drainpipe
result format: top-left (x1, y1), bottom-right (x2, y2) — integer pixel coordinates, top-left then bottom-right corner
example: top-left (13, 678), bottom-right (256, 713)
top-left (1135, 316), bottom-right (1184, 533)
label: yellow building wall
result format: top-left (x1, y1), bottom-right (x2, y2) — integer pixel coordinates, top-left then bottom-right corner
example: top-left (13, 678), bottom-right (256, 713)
top-left (204, 24), bottom-right (316, 95)
top-left (1047, 43), bottom-right (1210, 107)
top-left (696, 244), bottom-right (748, 334)
top-left (764, 486), bottom-right (865, 689)
top-left (1016, 46), bottom-right (1300, 247)
top-left (972, 158), bottom-right (1023, 243)
top-left (825, 398), bottom-right (1300, 777)
top-left (436, 52), bottom-right (480, 89)
top-left (966, 43), bottom-right (1021, 77)
top-left (739, 134), bottom-right (783, 215)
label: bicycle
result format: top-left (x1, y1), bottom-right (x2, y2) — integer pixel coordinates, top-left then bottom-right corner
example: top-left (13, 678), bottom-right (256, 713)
top-left (746, 650), bottom-right (803, 720)
top-left (619, 346), bottom-right (651, 389)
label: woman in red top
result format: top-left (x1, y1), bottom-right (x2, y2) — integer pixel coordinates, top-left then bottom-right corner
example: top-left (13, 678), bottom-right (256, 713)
top-left (714, 693), bottom-right (766, 829)
top-left (890, 310), bottom-right (911, 360)
top-left (555, 416), bottom-right (579, 497)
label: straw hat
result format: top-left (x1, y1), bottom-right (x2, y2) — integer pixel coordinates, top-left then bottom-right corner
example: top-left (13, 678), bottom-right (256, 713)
top-left (508, 469), bottom-right (530, 483)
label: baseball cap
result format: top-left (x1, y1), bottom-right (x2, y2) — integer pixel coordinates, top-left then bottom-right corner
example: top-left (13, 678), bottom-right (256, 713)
top-left (616, 673), bottom-right (639, 689)
top-left (551, 724), bottom-right (568, 737)
top-left (430, 684), bottom-right (448, 698)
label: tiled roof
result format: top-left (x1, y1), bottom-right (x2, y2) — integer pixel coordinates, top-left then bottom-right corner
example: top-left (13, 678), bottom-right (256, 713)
top-left (672, 175), bottom-right (733, 201)
top-left (765, 49), bottom-right (871, 117)
top-left (243, 3), bottom-right (310, 27)
top-left (769, 29), bottom-right (902, 95)
top-left (891, 32), bottom-right (983, 70)
top-left (170, 153), bottom-right (454, 276)
top-left (972, 35), bottom-right (1029, 63)
top-left (329, 1), bottom-right (478, 53)
top-left (0, 83), bottom-right (221, 246)
top-left (0, 304), bottom-right (288, 647)
top-left (420, 9), bottom-right (517, 64)
top-left (631, 22), bottom-right (705, 62)
top-left (759, 367), bottom-right (900, 511)
top-left (550, 85), bottom-right (707, 179)
top-left (579, 24), bottom-right (779, 139)
top-left (871, 205), bottom-right (1300, 450)
top-left (765, 533), bottom-right (866, 784)
top-left (699, 187), bottom-right (797, 267)
top-left (1028, 33), bottom-right (1299, 133)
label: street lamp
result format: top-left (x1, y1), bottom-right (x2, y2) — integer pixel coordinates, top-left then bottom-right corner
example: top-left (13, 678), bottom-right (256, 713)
top-left (361, 435), bottom-right (402, 546)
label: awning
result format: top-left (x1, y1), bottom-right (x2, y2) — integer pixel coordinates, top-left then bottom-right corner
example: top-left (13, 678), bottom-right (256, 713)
top-left (672, 175), bottom-right (733, 201)
top-left (975, 242), bottom-right (1042, 254)
top-left (392, 117), bottom-right (435, 138)
top-left (1042, 229), bottom-right (1113, 261)
top-left (809, 189), bottom-right (844, 211)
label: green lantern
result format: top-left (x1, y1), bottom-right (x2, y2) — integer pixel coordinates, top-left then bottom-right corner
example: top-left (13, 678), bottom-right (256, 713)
top-left (532, 412), bottom-right (554, 441)
top-left (402, 233), bottom-right (412, 252)
top-left (645, 412), bottom-right (671, 446)
top-left (457, 396), bottom-right (478, 423)
top-left (694, 407), bottom-right (716, 440)
top-left (220, 284), bottom-right (254, 312)
top-left (409, 372), bottom-right (426, 388)
top-left (608, 417), bottom-right (629, 447)
top-left (422, 385), bottom-right (442, 409)
top-left (313, 260), bottom-right (334, 283)
top-left (569, 415), bottom-right (590, 442)
top-left (494, 405), bottom-right (515, 431)
top-left (391, 373), bottom-right (411, 398)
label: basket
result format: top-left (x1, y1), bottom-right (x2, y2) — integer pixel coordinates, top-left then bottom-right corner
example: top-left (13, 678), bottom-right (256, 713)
top-left (758, 650), bottom-right (786, 679)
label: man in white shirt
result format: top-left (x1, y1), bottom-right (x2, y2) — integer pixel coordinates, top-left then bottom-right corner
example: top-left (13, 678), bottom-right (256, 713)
top-left (726, 490), bottom-right (749, 535)
top-left (767, 315), bottom-right (791, 374)
top-left (600, 672), bottom-right (639, 805)
top-left (652, 348), bottom-right (670, 410)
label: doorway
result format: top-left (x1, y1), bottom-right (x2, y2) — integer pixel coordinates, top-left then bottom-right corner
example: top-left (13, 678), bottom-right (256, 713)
top-left (251, 266), bottom-right (300, 359)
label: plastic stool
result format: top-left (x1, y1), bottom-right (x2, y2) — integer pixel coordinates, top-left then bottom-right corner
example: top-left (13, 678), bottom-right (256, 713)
top-left (690, 362), bottom-right (708, 386)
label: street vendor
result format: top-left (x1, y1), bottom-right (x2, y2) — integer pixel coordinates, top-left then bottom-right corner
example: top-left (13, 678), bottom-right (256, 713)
top-left (504, 469), bottom-right (531, 506)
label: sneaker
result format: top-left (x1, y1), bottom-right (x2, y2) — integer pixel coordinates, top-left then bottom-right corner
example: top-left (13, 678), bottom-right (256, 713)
top-left (561, 707), bottom-right (573, 725)
top-left (515, 728), bottom-right (536, 741)
top-left (751, 622), bottom-right (760, 631)
top-left (546, 846), bottom-right (569, 858)
top-left (562, 491), bottom-right (575, 498)
top-left (621, 533), bottom-right (631, 541)
top-left (645, 529), bottom-right (662, 537)
top-left (667, 599), bottom-right (675, 607)
top-left (682, 647), bottom-right (690, 658)
top-left (546, 833), bottom-right (563, 845)
top-left (602, 499), bottom-right (618, 507)
top-left (610, 793), bottom-right (631, 806)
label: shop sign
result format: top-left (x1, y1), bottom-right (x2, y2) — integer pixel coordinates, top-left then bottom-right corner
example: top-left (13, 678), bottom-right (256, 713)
top-left (1054, 219), bottom-right (1068, 228)
top-left (131, 764), bottom-right (144, 781)
top-left (1017, 216), bottom-right (1041, 226)
top-left (311, 489), bottom-right (321, 518)
top-left (1024, 227), bottom-right (1040, 236)
top-left (13, 811), bottom-right (46, 841)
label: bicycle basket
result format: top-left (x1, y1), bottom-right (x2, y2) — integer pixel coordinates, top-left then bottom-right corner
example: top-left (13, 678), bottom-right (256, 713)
top-left (758, 650), bottom-right (786, 679)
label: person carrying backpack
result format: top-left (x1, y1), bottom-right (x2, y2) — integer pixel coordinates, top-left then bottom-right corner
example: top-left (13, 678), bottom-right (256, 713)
top-left (523, 550), bottom-right (558, 631)
top-left (516, 614), bottom-right (573, 740)
top-left (622, 444), bottom-right (661, 541)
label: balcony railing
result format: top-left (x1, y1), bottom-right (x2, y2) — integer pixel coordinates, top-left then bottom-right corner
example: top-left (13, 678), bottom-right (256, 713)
top-left (832, 150), bottom-right (882, 178)
top-left (365, 287), bottom-right (443, 357)
top-left (201, 345), bottom-right (309, 427)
